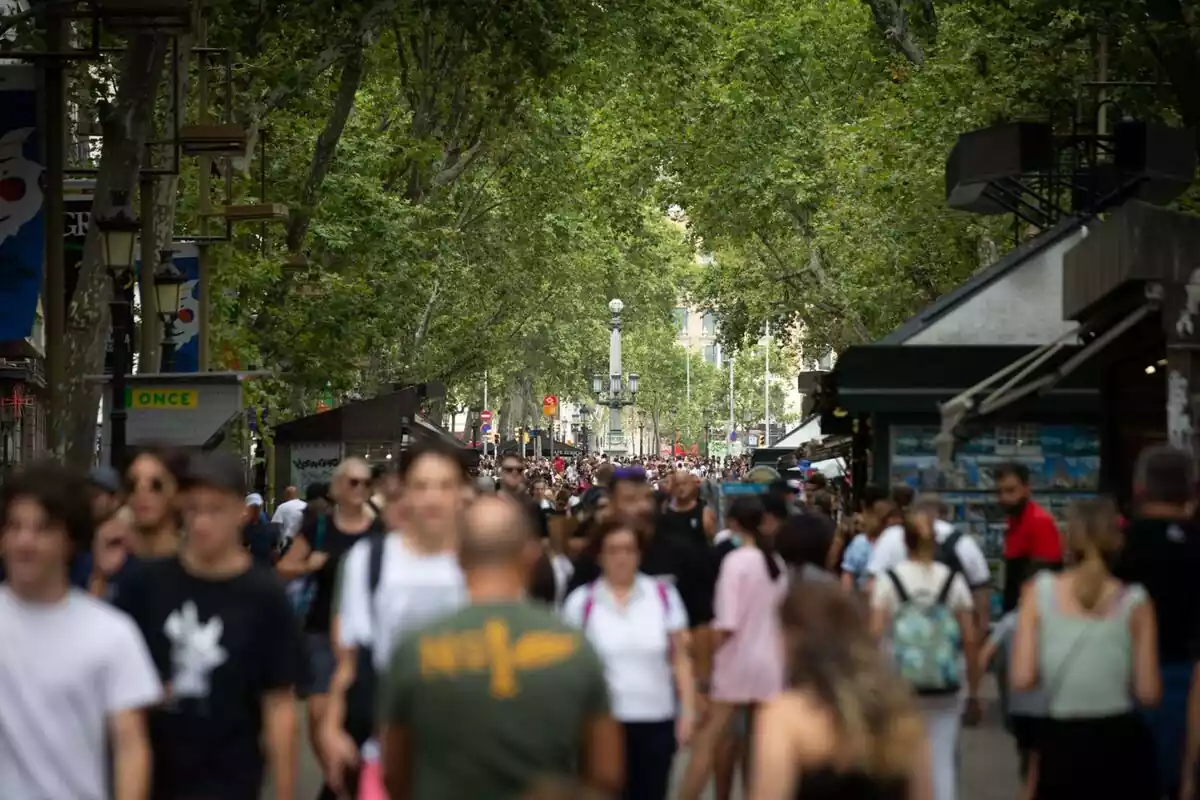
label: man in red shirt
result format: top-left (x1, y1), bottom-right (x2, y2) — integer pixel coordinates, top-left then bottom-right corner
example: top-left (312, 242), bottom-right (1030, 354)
top-left (996, 462), bottom-right (1063, 613)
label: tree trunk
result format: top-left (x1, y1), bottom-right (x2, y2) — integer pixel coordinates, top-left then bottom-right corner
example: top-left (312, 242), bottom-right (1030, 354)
top-left (138, 32), bottom-right (194, 372)
top-left (285, 40), bottom-right (367, 253)
top-left (60, 34), bottom-right (170, 465)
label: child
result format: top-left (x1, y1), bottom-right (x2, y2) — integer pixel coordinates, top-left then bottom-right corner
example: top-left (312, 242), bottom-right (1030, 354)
top-left (980, 610), bottom-right (1046, 800)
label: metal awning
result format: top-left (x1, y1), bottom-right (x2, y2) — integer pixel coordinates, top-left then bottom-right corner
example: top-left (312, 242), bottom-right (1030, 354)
top-left (935, 301), bottom-right (1156, 465)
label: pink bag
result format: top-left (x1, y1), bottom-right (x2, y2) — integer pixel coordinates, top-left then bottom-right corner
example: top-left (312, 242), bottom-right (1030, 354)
top-left (357, 758), bottom-right (387, 800)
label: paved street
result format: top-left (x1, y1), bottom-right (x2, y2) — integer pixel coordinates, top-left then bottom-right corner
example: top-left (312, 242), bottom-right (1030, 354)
top-left (274, 679), bottom-right (1020, 799)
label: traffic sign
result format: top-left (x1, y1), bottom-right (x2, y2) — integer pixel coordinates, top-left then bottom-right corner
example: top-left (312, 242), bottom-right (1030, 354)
top-left (542, 395), bottom-right (559, 417)
top-left (481, 423), bottom-right (491, 434)
top-left (481, 409), bottom-right (493, 423)
top-left (730, 432), bottom-right (737, 441)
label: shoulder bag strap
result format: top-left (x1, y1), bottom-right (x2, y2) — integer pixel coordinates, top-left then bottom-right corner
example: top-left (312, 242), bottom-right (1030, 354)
top-left (366, 532), bottom-right (386, 628)
top-left (935, 567), bottom-right (959, 605)
top-left (886, 569), bottom-right (910, 603)
top-left (581, 581), bottom-right (597, 630)
top-left (314, 515), bottom-right (328, 551)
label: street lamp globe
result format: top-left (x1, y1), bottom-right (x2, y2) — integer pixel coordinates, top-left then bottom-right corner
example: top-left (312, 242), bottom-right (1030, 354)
top-left (608, 298), bottom-right (624, 315)
top-left (628, 372), bottom-right (640, 394)
top-left (153, 251), bottom-right (186, 321)
top-left (591, 373), bottom-right (603, 395)
top-left (96, 190), bottom-right (141, 275)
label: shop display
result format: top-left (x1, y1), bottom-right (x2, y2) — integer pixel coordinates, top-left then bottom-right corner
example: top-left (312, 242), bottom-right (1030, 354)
top-left (890, 423), bottom-right (1100, 619)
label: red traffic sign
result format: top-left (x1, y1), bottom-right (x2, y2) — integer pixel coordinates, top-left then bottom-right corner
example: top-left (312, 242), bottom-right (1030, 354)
top-left (481, 409), bottom-right (493, 423)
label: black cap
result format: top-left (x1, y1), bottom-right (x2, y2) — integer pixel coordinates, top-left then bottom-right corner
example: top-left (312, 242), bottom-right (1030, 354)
top-left (181, 452), bottom-right (247, 497)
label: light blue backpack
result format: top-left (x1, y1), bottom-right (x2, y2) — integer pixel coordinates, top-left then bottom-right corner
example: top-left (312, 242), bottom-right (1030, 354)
top-left (887, 568), bottom-right (963, 696)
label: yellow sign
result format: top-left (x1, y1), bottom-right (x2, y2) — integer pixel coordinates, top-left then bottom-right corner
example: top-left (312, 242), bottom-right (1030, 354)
top-left (126, 388), bottom-right (198, 410)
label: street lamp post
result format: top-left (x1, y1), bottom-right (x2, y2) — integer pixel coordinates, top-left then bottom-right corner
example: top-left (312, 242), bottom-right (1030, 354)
top-left (96, 191), bottom-right (141, 469)
top-left (153, 250), bottom-right (186, 372)
top-left (578, 406), bottom-right (591, 453)
top-left (703, 409), bottom-right (712, 459)
top-left (591, 299), bottom-right (638, 455)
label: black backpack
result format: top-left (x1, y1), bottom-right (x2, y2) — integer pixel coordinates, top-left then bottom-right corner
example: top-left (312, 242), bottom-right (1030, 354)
top-left (934, 530), bottom-right (965, 576)
top-left (344, 531), bottom-right (387, 746)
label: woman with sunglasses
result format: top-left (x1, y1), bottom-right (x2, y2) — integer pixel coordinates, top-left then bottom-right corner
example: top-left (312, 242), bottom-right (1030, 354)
top-left (124, 446), bottom-right (187, 558)
top-left (277, 455), bottom-right (383, 785)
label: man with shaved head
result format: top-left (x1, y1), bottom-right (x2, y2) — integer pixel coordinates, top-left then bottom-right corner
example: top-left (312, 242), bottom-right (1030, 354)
top-left (379, 496), bottom-right (622, 799)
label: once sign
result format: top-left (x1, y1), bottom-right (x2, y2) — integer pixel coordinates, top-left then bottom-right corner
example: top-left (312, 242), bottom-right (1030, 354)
top-left (126, 388), bottom-right (198, 409)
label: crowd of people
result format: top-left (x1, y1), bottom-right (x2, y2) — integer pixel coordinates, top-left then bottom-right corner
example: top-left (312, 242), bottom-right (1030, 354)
top-left (2, 440), bottom-right (1200, 800)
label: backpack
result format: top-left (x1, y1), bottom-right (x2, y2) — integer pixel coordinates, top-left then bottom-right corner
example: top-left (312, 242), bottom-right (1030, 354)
top-left (886, 568), bottom-right (962, 696)
top-left (289, 515), bottom-right (328, 619)
top-left (934, 530), bottom-right (965, 576)
top-left (344, 531), bottom-right (387, 746)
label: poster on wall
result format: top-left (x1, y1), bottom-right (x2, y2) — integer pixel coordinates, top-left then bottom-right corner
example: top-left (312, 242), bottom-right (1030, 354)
top-left (0, 65), bottom-right (45, 342)
top-left (891, 422), bottom-right (1100, 619)
top-left (167, 243), bottom-right (201, 372)
top-left (290, 443), bottom-right (342, 489)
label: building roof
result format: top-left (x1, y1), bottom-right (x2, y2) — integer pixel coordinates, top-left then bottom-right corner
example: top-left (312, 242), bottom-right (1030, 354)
top-left (879, 216), bottom-right (1087, 345)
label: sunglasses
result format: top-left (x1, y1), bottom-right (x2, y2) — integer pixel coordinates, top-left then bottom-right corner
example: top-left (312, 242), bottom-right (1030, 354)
top-left (125, 475), bottom-right (166, 494)
top-left (345, 477), bottom-right (370, 489)
top-left (502, 466), bottom-right (524, 474)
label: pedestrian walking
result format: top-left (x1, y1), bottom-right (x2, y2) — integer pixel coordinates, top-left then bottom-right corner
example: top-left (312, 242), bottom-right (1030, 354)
top-left (0, 461), bottom-right (162, 800)
top-left (1112, 446), bottom-right (1200, 799)
top-left (869, 511), bottom-right (982, 800)
top-left (117, 452), bottom-right (302, 800)
top-left (320, 441), bottom-right (468, 798)
top-left (678, 495), bottom-right (789, 800)
top-left (750, 580), bottom-right (931, 799)
top-left (562, 516), bottom-right (697, 799)
top-left (1010, 498), bottom-right (1159, 799)
top-left (378, 494), bottom-right (622, 798)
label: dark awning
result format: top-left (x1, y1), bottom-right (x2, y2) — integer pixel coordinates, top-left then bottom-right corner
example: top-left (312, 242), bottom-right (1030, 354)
top-left (827, 344), bottom-right (1103, 416)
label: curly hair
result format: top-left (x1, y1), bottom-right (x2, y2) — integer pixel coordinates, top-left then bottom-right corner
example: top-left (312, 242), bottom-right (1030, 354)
top-left (780, 581), bottom-right (922, 778)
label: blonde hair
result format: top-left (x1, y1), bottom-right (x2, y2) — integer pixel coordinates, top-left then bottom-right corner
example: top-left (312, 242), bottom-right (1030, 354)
top-left (781, 581), bottom-right (922, 777)
top-left (1067, 497), bottom-right (1122, 610)
top-left (331, 457), bottom-right (371, 505)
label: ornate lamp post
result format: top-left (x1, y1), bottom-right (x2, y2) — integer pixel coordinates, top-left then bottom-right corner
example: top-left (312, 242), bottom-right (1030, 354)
top-left (703, 409), bottom-right (713, 459)
top-left (153, 250), bottom-right (186, 372)
top-left (591, 298), bottom-right (638, 455)
top-left (638, 422), bottom-right (645, 458)
top-left (96, 191), bottom-right (141, 468)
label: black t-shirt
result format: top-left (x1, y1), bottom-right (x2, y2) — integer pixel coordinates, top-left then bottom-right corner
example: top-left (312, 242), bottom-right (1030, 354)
top-left (1113, 517), bottom-right (1200, 664)
top-left (116, 557), bottom-right (302, 800)
top-left (643, 525), bottom-right (716, 626)
top-left (296, 512), bottom-right (384, 633)
top-left (659, 501), bottom-right (708, 548)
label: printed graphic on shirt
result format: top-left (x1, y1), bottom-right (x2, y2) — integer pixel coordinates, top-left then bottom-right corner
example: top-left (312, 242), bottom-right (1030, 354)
top-left (418, 618), bottom-right (580, 698)
top-left (164, 600), bottom-right (228, 699)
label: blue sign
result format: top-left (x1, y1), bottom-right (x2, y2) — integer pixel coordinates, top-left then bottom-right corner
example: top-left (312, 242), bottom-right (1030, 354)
top-left (150, 242), bottom-right (200, 372)
top-left (0, 66), bottom-right (44, 342)
top-left (730, 432), bottom-right (737, 441)
top-left (481, 423), bottom-right (490, 433)
top-left (721, 482), bottom-right (768, 496)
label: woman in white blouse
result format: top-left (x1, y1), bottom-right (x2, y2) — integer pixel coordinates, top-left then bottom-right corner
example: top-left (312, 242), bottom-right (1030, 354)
top-left (562, 516), bottom-right (696, 800)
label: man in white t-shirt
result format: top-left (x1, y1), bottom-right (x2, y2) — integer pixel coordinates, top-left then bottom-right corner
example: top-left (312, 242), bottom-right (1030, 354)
top-left (866, 493), bottom-right (992, 633)
top-left (272, 484), bottom-right (310, 542)
top-left (319, 442), bottom-right (468, 796)
top-left (0, 462), bottom-right (162, 800)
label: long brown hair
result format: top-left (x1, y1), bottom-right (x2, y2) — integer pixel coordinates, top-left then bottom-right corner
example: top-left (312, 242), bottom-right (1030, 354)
top-left (780, 581), bottom-right (922, 777)
top-left (1067, 497), bottom-right (1122, 610)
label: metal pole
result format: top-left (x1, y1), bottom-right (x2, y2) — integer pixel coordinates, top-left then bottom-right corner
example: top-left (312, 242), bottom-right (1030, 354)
top-left (138, 176), bottom-right (158, 370)
top-left (110, 281), bottom-right (129, 469)
top-left (41, 18), bottom-right (66, 454)
top-left (764, 322), bottom-right (771, 447)
top-left (160, 320), bottom-right (177, 374)
top-left (728, 354), bottom-right (735, 463)
top-left (482, 370), bottom-right (488, 459)
top-left (197, 16), bottom-right (212, 371)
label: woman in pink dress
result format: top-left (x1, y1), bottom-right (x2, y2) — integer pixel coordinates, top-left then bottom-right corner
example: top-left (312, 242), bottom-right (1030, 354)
top-left (678, 496), bottom-right (789, 800)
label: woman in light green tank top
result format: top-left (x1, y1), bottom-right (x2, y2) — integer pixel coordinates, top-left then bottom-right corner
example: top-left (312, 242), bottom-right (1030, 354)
top-left (1010, 498), bottom-right (1160, 799)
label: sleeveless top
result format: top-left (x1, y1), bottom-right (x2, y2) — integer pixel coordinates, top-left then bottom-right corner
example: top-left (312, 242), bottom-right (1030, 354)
top-left (659, 500), bottom-right (706, 547)
top-left (797, 766), bottom-right (907, 800)
top-left (1035, 570), bottom-right (1146, 718)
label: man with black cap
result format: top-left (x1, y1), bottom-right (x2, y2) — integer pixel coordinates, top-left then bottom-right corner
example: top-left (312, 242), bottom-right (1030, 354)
top-left (117, 452), bottom-right (301, 800)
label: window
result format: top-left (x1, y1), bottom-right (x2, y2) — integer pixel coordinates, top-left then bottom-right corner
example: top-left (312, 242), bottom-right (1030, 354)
top-left (672, 308), bottom-right (688, 334)
top-left (702, 312), bottom-right (716, 336)
top-left (703, 344), bottom-right (718, 364)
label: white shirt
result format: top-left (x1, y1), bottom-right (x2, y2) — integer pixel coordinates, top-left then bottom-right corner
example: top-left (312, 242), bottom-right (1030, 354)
top-left (337, 533), bottom-right (467, 673)
top-left (271, 498), bottom-right (307, 540)
top-left (867, 520), bottom-right (991, 589)
top-left (561, 574), bottom-right (688, 722)
top-left (0, 587), bottom-right (162, 800)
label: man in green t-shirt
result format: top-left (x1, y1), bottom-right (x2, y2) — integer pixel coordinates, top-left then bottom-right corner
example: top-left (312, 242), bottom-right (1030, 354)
top-left (378, 495), bottom-right (622, 800)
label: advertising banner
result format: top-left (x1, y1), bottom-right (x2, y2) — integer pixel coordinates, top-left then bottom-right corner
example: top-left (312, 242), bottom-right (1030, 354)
top-left (0, 66), bottom-right (44, 342)
top-left (164, 242), bottom-right (200, 372)
top-left (290, 443), bottom-right (342, 489)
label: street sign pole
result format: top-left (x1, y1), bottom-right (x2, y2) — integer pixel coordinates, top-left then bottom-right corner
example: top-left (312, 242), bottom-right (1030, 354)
top-left (482, 371), bottom-right (488, 458)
